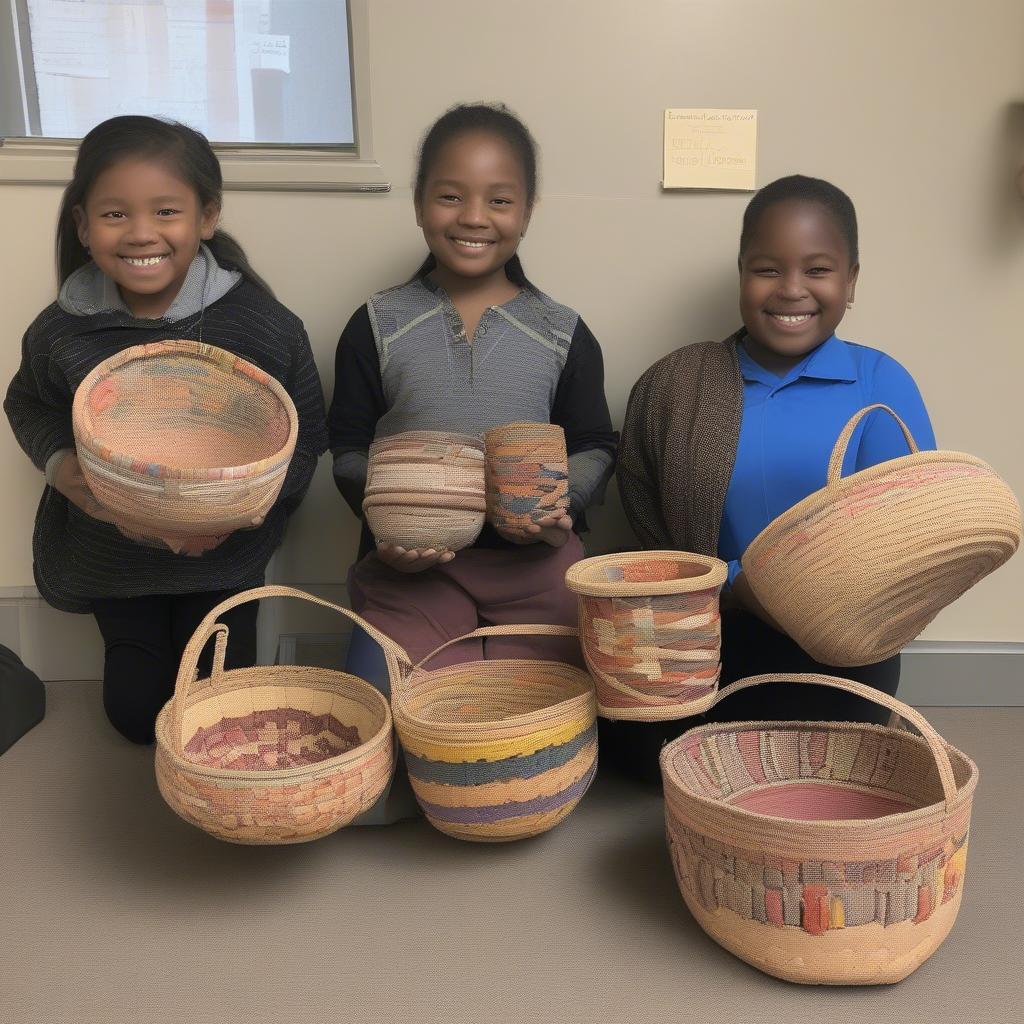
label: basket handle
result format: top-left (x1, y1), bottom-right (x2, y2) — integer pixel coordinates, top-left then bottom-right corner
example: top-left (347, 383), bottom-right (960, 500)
top-left (413, 624), bottom-right (579, 671)
top-left (826, 404), bottom-right (920, 486)
top-left (169, 584), bottom-right (413, 756)
top-left (702, 672), bottom-right (959, 810)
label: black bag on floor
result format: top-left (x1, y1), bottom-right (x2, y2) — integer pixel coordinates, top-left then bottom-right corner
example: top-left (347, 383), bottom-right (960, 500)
top-left (0, 644), bottom-right (45, 755)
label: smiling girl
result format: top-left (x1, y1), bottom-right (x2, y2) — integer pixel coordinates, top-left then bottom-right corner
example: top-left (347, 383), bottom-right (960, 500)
top-left (4, 116), bottom-right (327, 744)
top-left (611, 175), bottom-right (935, 783)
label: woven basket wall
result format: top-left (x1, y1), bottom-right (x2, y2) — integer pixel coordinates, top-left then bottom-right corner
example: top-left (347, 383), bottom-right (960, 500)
top-left (661, 673), bottom-right (978, 985)
top-left (72, 340), bottom-right (297, 540)
top-left (154, 586), bottom-right (410, 845)
top-left (363, 431), bottom-right (485, 551)
top-left (742, 404), bottom-right (1022, 666)
top-left (565, 552), bottom-right (728, 721)
top-left (391, 625), bottom-right (597, 842)
top-left (484, 421), bottom-right (569, 530)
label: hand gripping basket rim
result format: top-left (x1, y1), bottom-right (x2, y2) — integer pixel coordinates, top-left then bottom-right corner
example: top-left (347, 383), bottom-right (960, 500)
top-left (72, 340), bottom-right (299, 483)
top-left (565, 550), bottom-right (728, 598)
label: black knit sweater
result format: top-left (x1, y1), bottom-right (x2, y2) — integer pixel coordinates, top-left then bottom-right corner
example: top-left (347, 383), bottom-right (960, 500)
top-left (4, 280), bottom-right (328, 612)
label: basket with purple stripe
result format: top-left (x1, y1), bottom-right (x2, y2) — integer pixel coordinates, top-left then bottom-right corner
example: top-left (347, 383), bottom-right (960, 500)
top-left (565, 551), bottom-right (727, 721)
top-left (484, 421), bottom-right (569, 530)
top-left (391, 625), bottom-right (597, 842)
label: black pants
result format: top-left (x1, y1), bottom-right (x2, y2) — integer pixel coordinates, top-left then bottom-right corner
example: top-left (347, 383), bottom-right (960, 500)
top-left (92, 588), bottom-right (259, 745)
top-left (598, 608), bottom-right (901, 785)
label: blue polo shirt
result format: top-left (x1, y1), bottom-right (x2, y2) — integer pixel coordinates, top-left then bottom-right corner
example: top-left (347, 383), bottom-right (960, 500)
top-left (720, 334), bottom-right (935, 586)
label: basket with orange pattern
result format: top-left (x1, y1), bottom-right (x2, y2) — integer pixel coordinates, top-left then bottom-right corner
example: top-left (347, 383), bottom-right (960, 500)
top-left (363, 430), bottom-right (486, 551)
top-left (565, 551), bottom-right (728, 721)
top-left (661, 673), bottom-right (978, 985)
top-left (155, 586), bottom-right (410, 845)
top-left (484, 421), bottom-right (569, 530)
top-left (391, 625), bottom-right (597, 843)
top-left (742, 404), bottom-right (1022, 666)
top-left (72, 340), bottom-right (297, 550)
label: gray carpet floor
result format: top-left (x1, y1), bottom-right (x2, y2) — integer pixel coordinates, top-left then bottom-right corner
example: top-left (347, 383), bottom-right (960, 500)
top-left (1, 681), bottom-right (1021, 1024)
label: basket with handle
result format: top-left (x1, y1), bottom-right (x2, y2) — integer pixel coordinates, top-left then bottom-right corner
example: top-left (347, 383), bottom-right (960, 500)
top-left (484, 421), bottom-right (569, 530)
top-left (661, 673), bottom-right (978, 985)
top-left (565, 551), bottom-right (728, 721)
top-left (154, 585), bottom-right (412, 845)
top-left (362, 430), bottom-right (486, 552)
top-left (742, 404), bottom-right (1022, 667)
top-left (73, 340), bottom-right (298, 548)
top-left (391, 625), bottom-right (597, 843)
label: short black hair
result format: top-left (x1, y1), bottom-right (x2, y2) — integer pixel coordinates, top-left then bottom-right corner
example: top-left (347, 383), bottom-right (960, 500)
top-left (739, 174), bottom-right (859, 265)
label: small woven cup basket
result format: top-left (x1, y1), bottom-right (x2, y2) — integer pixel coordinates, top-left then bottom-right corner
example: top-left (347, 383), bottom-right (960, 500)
top-left (565, 551), bottom-right (728, 721)
top-left (742, 404), bottom-right (1022, 666)
top-left (391, 625), bottom-right (597, 843)
top-left (661, 673), bottom-right (978, 985)
top-left (154, 585), bottom-right (411, 845)
top-left (484, 421), bottom-right (570, 530)
top-left (73, 340), bottom-right (298, 547)
top-left (363, 430), bottom-right (486, 552)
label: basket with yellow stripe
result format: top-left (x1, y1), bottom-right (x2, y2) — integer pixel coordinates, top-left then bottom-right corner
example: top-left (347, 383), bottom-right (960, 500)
top-left (391, 625), bottom-right (597, 842)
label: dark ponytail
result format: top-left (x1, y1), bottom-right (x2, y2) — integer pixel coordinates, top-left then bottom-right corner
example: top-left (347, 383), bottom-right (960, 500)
top-left (411, 103), bottom-right (537, 288)
top-left (56, 115), bottom-right (273, 295)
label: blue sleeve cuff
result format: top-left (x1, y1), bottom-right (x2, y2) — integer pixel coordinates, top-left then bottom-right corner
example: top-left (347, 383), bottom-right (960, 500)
top-left (725, 558), bottom-right (743, 589)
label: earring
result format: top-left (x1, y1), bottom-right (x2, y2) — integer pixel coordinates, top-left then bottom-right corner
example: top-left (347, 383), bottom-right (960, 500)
top-left (846, 300), bottom-right (854, 308)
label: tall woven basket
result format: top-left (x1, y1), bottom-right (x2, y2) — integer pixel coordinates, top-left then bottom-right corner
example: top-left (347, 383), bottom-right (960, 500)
top-left (363, 431), bottom-right (486, 551)
top-left (391, 625), bottom-right (597, 842)
top-left (484, 421), bottom-right (569, 530)
top-left (661, 673), bottom-right (978, 985)
top-left (155, 586), bottom-right (411, 845)
top-left (565, 552), bottom-right (728, 721)
top-left (742, 404), bottom-right (1022, 666)
top-left (73, 341), bottom-right (297, 546)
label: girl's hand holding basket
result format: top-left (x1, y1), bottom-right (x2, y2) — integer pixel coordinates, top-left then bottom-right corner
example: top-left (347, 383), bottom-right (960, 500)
top-left (494, 510), bottom-right (574, 548)
top-left (376, 542), bottom-right (456, 574)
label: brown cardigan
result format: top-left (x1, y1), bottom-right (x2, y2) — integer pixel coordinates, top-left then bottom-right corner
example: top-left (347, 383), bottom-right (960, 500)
top-left (616, 330), bottom-right (744, 557)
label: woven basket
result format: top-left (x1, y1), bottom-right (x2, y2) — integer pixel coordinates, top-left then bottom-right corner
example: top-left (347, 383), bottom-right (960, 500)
top-left (391, 625), bottom-right (597, 842)
top-left (565, 551), bottom-right (728, 721)
top-left (154, 586), bottom-right (411, 845)
top-left (661, 673), bottom-right (978, 985)
top-left (484, 421), bottom-right (569, 530)
top-left (363, 431), bottom-right (486, 551)
top-left (72, 341), bottom-right (297, 546)
top-left (742, 404), bottom-right (1022, 666)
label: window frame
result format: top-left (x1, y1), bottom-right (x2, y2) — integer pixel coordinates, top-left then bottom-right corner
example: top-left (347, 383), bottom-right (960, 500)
top-left (0, 0), bottom-right (389, 194)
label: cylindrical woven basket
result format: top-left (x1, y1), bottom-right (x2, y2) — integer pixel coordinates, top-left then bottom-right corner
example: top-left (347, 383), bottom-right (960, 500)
top-left (661, 673), bottom-right (978, 985)
top-left (391, 625), bottom-right (597, 842)
top-left (484, 421), bottom-right (569, 530)
top-left (154, 586), bottom-right (411, 845)
top-left (363, 431), bottom-right (486, 551)
top-left (565, 551), bottom-right (728, 721)
top-left (742, 404), bottom-right (1022, 667)
top-left (73, 340), bottom-right (298, 545)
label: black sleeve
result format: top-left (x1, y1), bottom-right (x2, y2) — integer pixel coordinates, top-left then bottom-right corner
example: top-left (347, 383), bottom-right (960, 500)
top-left (327, 304), bottom-right (386, 517)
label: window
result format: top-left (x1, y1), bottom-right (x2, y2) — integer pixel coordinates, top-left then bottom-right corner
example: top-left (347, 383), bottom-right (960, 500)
top-left (0, 0), bottom-right (387, 191)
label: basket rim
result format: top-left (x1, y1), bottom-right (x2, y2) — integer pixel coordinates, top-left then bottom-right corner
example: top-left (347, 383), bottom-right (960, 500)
top-left (660, 717), bottom-right (979, 832)
top-left (71, 339), bottom-right (299, 482)
top-left (368, 430), bottom-right (485, 454)
top-left (565, 550), bottom-right (728, 597)
top-left (742, 449), bottom-right (1006, 567)
top-left (153, 666), bottom-right (393, 782)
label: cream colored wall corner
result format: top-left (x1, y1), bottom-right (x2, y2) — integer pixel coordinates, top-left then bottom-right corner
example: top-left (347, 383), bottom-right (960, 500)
top-left (1, 0), bottom-right (1022, 649)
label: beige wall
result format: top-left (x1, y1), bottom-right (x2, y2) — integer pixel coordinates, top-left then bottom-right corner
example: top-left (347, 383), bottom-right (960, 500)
top-left (1, 0), bottom-right (1022, 641)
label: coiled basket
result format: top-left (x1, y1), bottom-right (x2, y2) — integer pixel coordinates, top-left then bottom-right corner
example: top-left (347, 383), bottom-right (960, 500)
top-left (484, 421), bottom-right (569, 530)
top-left (661, 673), bottom-right (978, 985)
top-left (391, 625), bottom-right (597, 842)
top-left (73, 340), bottom-right (297, 548)
top-left (742, 404), bottom-right (1022, 666)
top-left (155, 586), bottom-right (409, 844)
top-left (565, 551), bottom-right (728, 720)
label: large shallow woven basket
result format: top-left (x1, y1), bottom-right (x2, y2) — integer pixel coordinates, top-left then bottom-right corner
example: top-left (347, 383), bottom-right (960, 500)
top-left (742, 404), bottom-right (1022, 666)
top-left (661, 673), bottom-right (978, 985)
top-left (484, 421), bottom-right (569, 530)
top-left (363, 431), bottom-right (486, 551)
top-left (391, 625), bottom-right (597, 843)
top-left (155, 586), bottom-right (410, 845)
top-left (73, 341), bottom-right (297, 546)
top-left (565, 551), bottom-right (728, 721)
